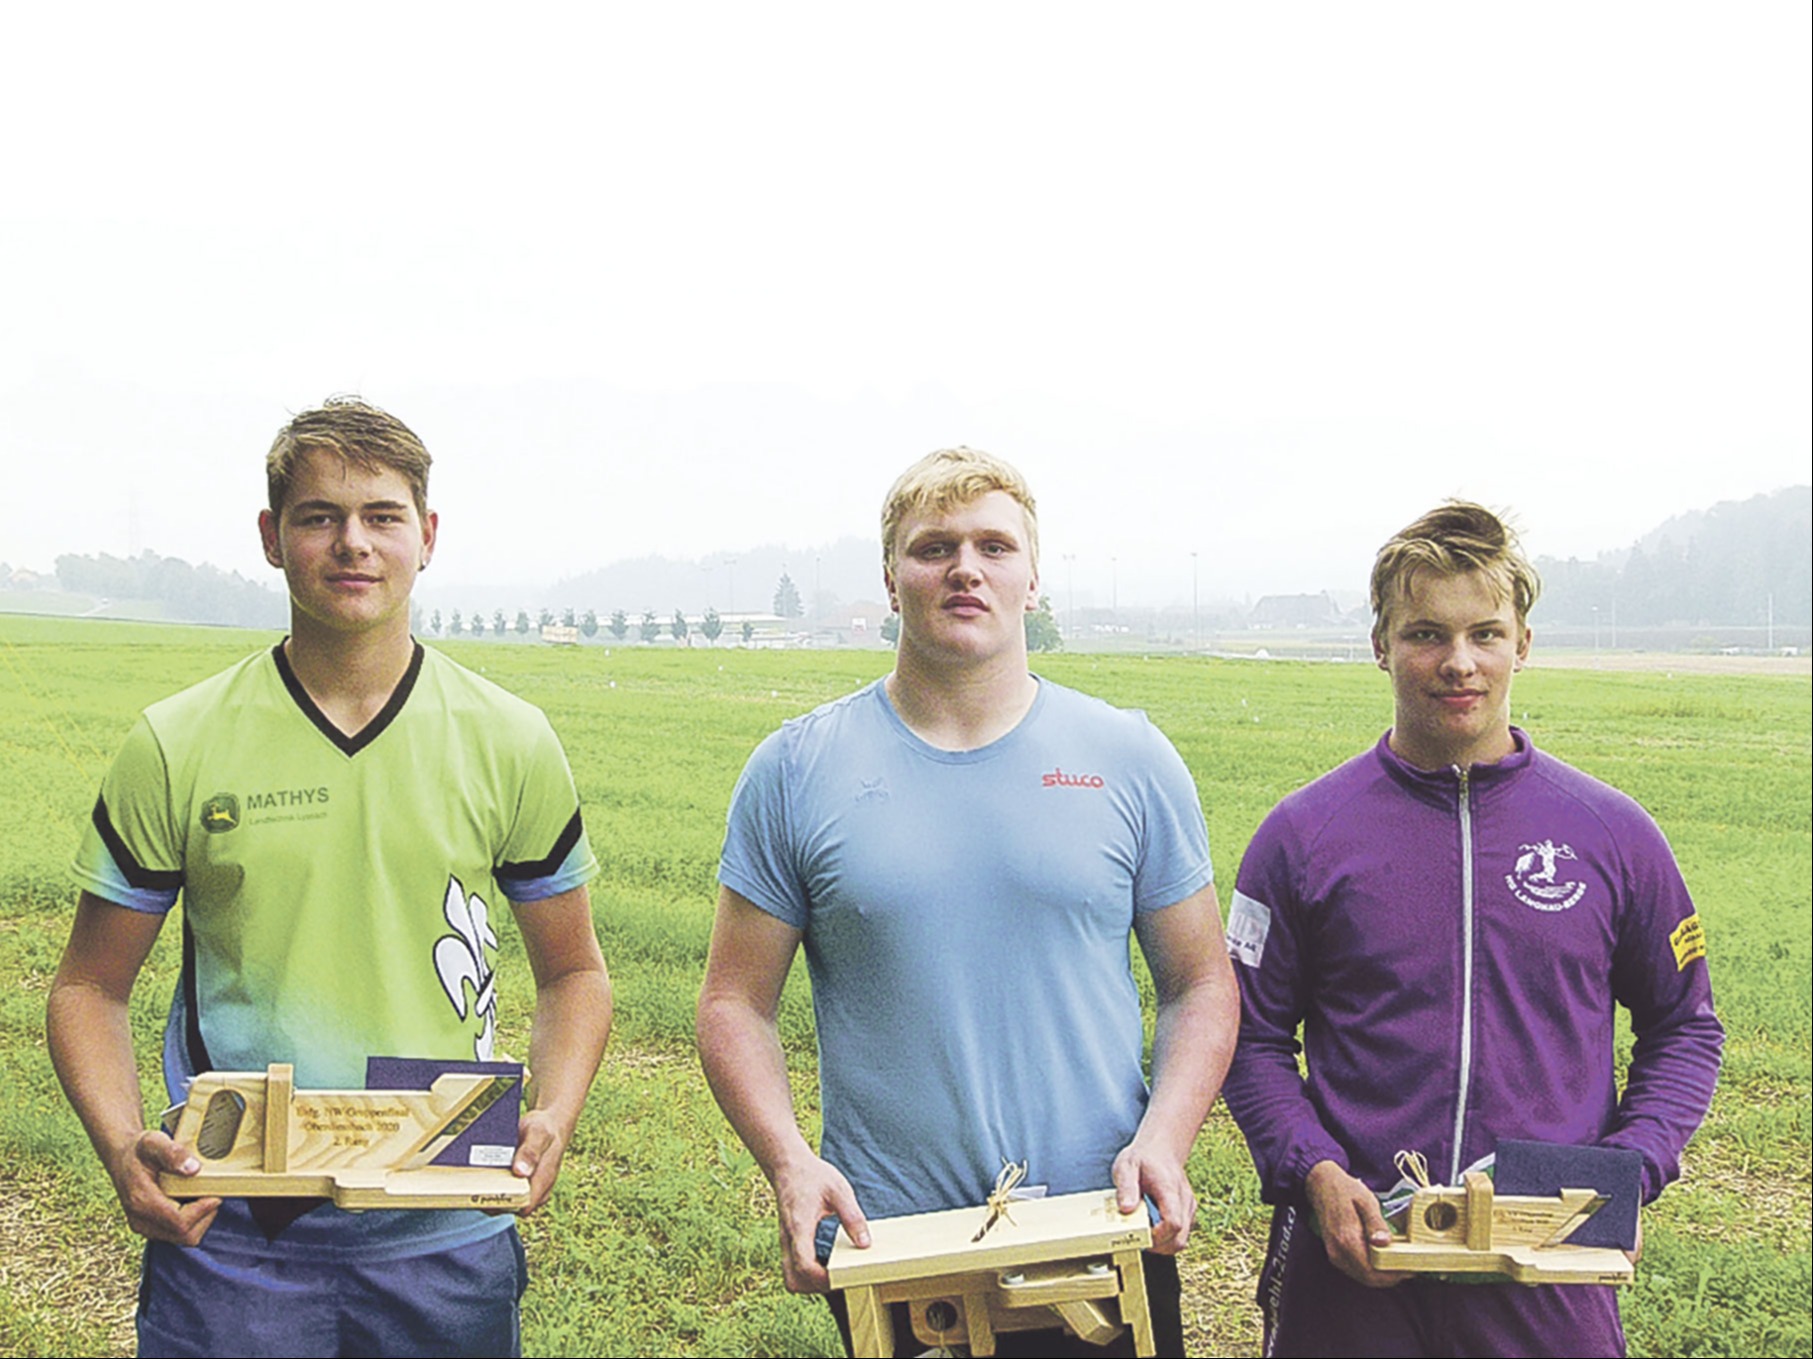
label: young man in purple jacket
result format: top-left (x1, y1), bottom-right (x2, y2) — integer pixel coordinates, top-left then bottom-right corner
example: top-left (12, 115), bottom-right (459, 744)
top-left (1221, 501), bottom-right (1722, 1358)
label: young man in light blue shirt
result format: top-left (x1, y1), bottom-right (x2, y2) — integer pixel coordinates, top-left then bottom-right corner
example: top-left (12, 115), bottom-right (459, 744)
top-left (698, 447), bottom-right (1239, 1356)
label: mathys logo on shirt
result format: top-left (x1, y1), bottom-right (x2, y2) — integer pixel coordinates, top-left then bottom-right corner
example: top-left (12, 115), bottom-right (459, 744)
top-left (199, 785), bottom-right (330, 832)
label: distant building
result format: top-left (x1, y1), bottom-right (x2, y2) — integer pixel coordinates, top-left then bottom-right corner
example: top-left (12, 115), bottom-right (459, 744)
top-left (1247, 592), bottom-right (1345, 629)
top-left (846, 601), bottom-right (888, 631)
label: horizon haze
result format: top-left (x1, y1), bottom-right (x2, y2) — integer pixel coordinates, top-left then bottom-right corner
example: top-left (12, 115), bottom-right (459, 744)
top-left (3, 6), bottom-right (1807, 611)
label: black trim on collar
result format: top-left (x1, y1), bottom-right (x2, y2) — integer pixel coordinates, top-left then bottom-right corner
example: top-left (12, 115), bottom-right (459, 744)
top-left (271, 641), bottom-right (425, 756)
top-left (92, 797), bottom-right (184, 891)
top-left (496, 809), bottom-right (586, 882)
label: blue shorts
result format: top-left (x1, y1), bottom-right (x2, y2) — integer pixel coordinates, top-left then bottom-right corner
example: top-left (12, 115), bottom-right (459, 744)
top-left (136, 1225), bottom-right (527, 1358)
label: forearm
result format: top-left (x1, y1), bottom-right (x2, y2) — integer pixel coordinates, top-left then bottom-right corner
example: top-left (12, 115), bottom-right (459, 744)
top-left (699, 985), bottom-right (869, 1291)
top-left (695, 890), bottom-right (863, 1290)
top-left (1112, 905), bottom-right (1242, 1252)
top-left (1134, 971), bottom-right (1240, 1161)
top-left (46, 895), bottom-right (216, 1243)
top-left (1221, 1029), bottom-right (1352, 1202)
top-left (1606, 1006), bottom-right (1725, 1201)
top-left (1605, 820), bottom-right (1725, 1200)
top-left (1223, 935), bottom-right (1352, 1202)
top-left (696, 995), bottom-right (818, 1184)
top-left (524, 964), bottom-right (612, 1136)
top-left (46, 976), bottom-right (153, 1174)
top-left (48, 972), bottom-right (221, 1243)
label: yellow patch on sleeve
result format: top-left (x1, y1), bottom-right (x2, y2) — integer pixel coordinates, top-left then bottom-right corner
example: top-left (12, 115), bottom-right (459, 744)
top-left (1670, 913), bottom-right (1707, 971)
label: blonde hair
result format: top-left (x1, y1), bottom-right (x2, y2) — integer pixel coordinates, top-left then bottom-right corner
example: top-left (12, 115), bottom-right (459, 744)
top-left (880, 447), bottom-right (1039, 571)
top-left (266, 396), bottom-right (432, 518)
top-left (1370, 500), bottom-right (1540, 645)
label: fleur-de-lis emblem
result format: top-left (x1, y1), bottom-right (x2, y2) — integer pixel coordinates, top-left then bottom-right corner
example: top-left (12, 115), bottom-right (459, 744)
top-left (433, 874), bottom-right (499, 1060)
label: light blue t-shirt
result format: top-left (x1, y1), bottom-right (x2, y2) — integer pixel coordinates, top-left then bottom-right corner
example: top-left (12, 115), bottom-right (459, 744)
top-left (719, 677), bottom-right (1213, 1246)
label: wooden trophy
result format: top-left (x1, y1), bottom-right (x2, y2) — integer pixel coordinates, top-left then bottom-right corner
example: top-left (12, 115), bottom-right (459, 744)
top-left (828, 1187), bottom-right (1155, 1358)
top-left (159, 1061), bottom-right (531, 1210)
top-left (1368, 1170), bottom-right (1634, 1285)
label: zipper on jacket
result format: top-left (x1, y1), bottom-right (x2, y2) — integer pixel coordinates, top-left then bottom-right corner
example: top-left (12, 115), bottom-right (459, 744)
top-left (1449, 766), bottom-right (1474, 1184)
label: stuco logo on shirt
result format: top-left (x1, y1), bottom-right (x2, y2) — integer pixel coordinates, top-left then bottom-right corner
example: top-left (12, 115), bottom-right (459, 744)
top-left (1505, 839), bottom-right (1588, 912)
top-left (1042, 767), bottom-right (1106, 789)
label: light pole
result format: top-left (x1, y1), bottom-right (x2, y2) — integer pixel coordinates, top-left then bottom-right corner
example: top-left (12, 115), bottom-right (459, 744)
top-left (1063, 553), bottom-right (1076, 639)
top-left (1191, 552), bottom-right (1200, 649)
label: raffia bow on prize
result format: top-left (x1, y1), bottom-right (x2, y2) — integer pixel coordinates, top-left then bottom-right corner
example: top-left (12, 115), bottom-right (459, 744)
top-left (827, 1172), bottom-right (1157, 1357)
top-left (971, 1158), bottom-right (1033, 1241)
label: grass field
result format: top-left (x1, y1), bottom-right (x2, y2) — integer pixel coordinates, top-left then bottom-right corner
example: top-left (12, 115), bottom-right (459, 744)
top-left (1, 614), bottom-right (1806, 1357)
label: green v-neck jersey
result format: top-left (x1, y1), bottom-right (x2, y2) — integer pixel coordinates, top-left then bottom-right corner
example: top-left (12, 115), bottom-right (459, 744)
top-left (74, 642), bottom-right (598, 1101)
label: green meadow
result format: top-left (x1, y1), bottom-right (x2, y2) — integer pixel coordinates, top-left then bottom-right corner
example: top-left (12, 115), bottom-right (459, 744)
top-left (1, 614), bottom-right (1806, 1357)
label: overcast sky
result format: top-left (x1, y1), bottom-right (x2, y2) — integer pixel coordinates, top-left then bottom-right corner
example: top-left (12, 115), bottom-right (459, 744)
top-left (3, 3), bottom-right (1807, 609)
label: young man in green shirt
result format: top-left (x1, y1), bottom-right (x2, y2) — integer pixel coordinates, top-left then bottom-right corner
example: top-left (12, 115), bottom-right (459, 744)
top-left (48, 397), bottom-right (612, 1356)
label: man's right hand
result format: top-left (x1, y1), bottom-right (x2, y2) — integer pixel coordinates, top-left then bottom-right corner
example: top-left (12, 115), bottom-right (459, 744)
top-left (771, 1155), bottom-right (869, 1294)
top-left (1304, 1160), bottom-right (1409, 1289)
top-left (107, 1128), bottom-right (221, 1246)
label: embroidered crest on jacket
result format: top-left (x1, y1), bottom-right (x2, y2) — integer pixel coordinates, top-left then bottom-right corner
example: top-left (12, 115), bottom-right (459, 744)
top-left (1506, 840), bottom-right (1588, 912)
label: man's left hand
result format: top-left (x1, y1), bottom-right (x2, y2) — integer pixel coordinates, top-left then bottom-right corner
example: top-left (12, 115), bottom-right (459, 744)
top-left (508, 1108), bottom-right (569, 1215)
top-left (1111, 1140), bottom-right (1197, 1253)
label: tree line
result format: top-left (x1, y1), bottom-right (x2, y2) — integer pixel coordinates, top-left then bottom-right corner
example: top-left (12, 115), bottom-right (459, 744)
top-left (423, 576), bottom-right (1064, 652)
top-left (1533, 487), bottom-right (1809, 628)
top-left (427, 606), bottom-right (755, 646)
top-left (51, 551), bottom-right (287, 628)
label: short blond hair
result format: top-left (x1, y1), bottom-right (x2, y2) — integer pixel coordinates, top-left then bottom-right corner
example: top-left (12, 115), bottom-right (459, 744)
top-left (881, 447), bottom-right (1039, 572)
top-left (1370, 501), bottom-right (1540, 646)
top-left (266, 396), bottom-right (432, 519)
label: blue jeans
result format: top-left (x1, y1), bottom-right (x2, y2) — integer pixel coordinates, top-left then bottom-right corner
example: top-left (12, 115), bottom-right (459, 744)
top-left (136, 1225), bottom-right (527, 1358)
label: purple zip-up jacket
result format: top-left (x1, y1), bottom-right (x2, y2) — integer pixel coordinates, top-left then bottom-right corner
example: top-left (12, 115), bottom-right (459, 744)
top-left (1222, 729), bottom-right (1721, 1206)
